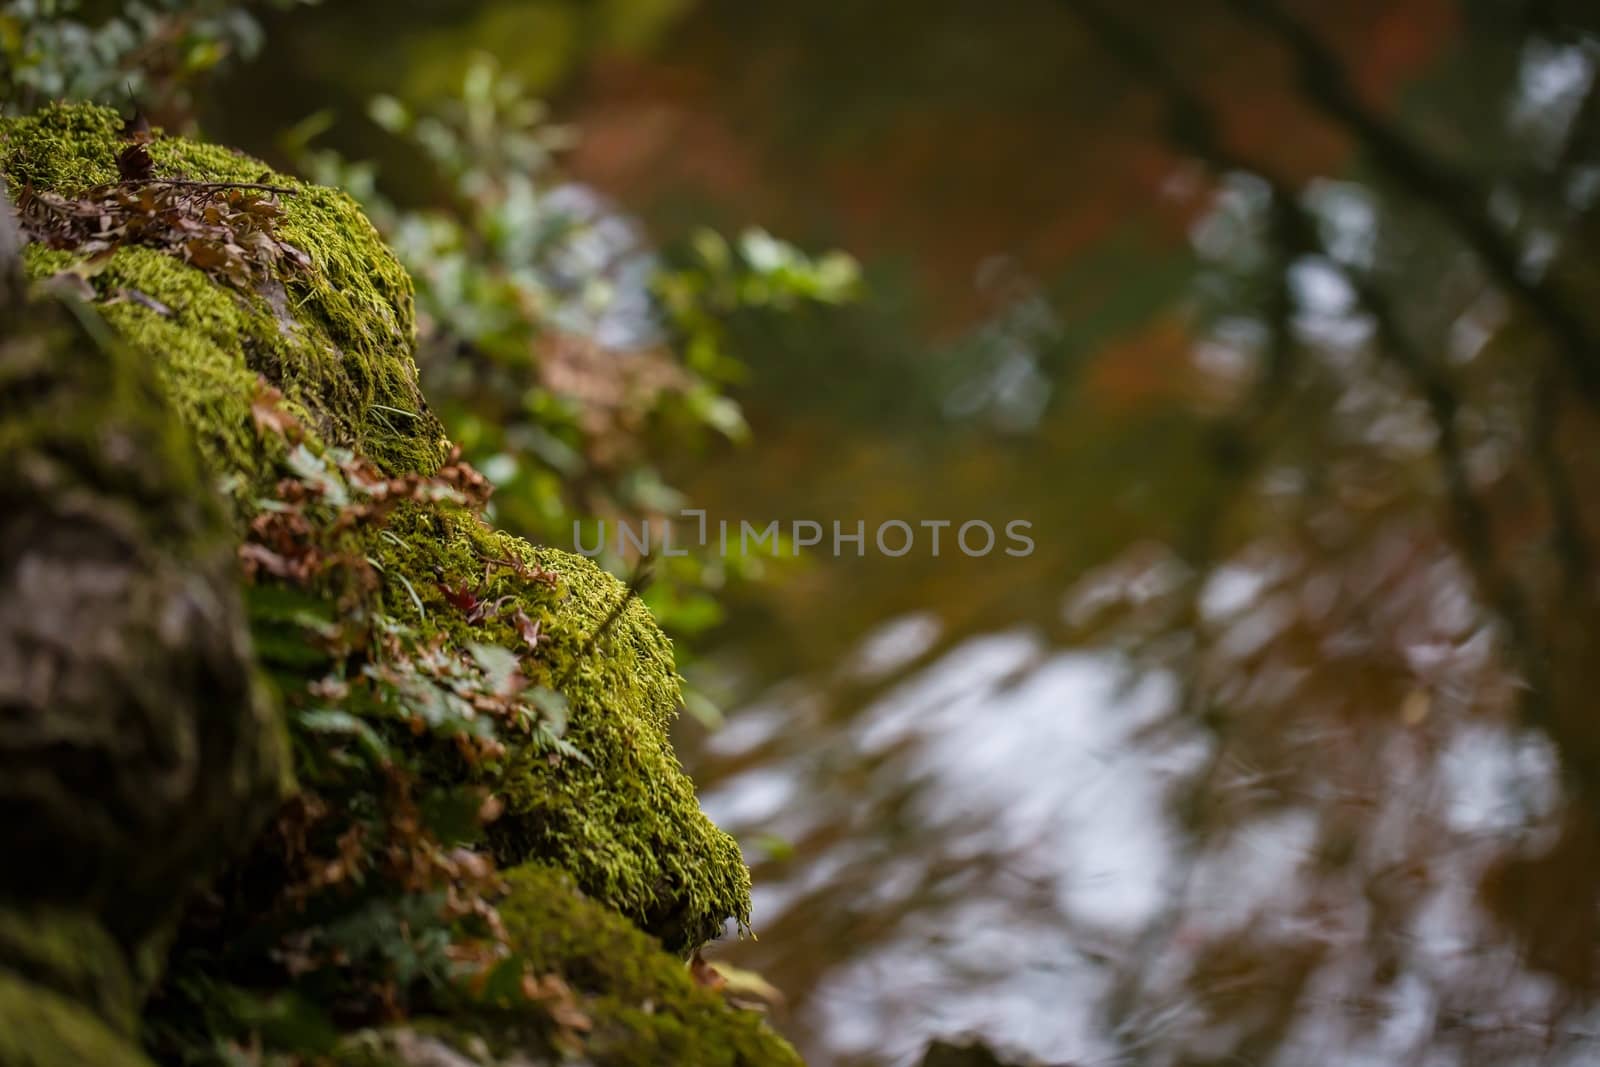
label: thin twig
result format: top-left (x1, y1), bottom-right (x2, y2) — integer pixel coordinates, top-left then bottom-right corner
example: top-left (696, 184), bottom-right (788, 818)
top-left (554, 552), bottom-right (657, 692)
top-left (474, 550), bottom-right (560, 586)
top-left (1530, 373), bottom-right (1591, 587)
top-left (112, 178), bottom-right (299, 196)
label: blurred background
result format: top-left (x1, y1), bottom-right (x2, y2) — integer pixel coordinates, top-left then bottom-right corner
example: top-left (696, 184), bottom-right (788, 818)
top-left (11, 0), bottom-right (1600, 1063)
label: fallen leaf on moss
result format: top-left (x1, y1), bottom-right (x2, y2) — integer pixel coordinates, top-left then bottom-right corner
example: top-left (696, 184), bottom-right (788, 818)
top-left (117, 143), bottom-right (155, 181)
top-left (15, 178), bottom-right (310, 292)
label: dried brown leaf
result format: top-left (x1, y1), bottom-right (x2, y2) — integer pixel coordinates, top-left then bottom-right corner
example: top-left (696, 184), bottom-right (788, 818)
top-left (116, 144), bottom-right (155, 182)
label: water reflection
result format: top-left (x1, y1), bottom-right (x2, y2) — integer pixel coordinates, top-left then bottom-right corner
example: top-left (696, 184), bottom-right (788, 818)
top-left (701, 639), bottom-right (1188, 1063)
top-left (663, 5), bottom-right (1600, 1059)
top-left (695, 597), bottom-right (1595, 1064)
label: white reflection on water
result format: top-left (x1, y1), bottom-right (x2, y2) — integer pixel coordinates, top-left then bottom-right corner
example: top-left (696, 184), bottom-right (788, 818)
top-left (702, 633), bottom-right (1200, 1063)
top-left (828, 646), bottom-right (1190, 1064)
top-left (698, 616), bottom-right (1600, 1066)
top-left (845, 613), bottom-right (944, 683)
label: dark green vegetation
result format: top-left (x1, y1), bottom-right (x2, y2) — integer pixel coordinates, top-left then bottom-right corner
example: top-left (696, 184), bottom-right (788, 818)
top-left (0, 103), bottom-right (796, 1066)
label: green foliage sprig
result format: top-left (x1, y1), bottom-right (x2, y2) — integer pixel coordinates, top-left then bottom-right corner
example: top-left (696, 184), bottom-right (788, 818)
top-left (288, 53), bottom-right (860, 654)
top-left (1, 0), bottom-right (320, 120)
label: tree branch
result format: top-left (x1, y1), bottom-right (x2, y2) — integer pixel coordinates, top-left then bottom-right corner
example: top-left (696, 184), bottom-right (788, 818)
top-left (1060, 0), bottom-right (1599, 844)
top-left (1222, 0), bottom-right (1600, 408)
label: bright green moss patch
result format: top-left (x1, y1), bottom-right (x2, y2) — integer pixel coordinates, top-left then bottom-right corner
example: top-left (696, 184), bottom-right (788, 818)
top-left (19, 243), bottom-right (272, 494)
top-left (223, 435), bottom-right (751, 952)
top-left (492, 865), bottom-right (796, 1066)
top-left (0, 101), bottom-right (123, 190)
top-left (1, 102), bottom-right (446, 477)
top-left (332, 865), bottom-right (798, 1067)
top-left (364, 504), bottom-right (752, 948)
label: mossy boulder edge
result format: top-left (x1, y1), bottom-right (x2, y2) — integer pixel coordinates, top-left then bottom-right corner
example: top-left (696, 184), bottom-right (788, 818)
top-left (0, 103), bottom-right (789, 1066)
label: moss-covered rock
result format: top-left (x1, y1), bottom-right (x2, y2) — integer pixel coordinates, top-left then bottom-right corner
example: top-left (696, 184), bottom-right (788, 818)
top-left (0, 265), bottom-right (293, 913)
top-left (2, 102), bottom-right (444, 479)
top-left (2, 102), bottom-right (773, 1063)
top-left (363, 505), bottom-right (752, 949)
top-left (1, 99), bottom-right (750, 951)
top-left (0, 233), bottom-right (288, 949)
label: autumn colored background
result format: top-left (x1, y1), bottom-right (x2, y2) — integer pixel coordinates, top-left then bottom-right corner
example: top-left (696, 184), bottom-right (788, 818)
top-left (23, 0), bottom-right (1600, 1063)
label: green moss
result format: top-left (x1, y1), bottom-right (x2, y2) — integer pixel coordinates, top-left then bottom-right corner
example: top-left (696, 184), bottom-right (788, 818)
top-left (493, 865), bottom-right (796, 1066)
top-left (0, 972), bottom-right (154, 1067)
top-left (366, 505), bottom-right (752, 949)
top-left (1, 103), bottom-right (447, 477)
top-left (332, 865), bottom-right (798, 1067)
top-left (19, 244), bottom-right (274, 494)
top-left (0, 274), bottom-right (216, 552)
top-left (0, 911), bottom-right (137, 1040)
top-left (0, 101), bottom-right (122, 190)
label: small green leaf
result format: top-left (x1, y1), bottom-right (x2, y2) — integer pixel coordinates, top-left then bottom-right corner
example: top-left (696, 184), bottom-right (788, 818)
top-left (468, 642), bottom-right (520, 694)
top-left (682, 688), bottom-right (726, 730)
top-left (286, 443), bottom-right (347, 506)
top-left (526, 686), bottom-right (570, 734)
top-left (368, 94), bottom-right (412, 133)
top-left (296, 708), bottom-right (390, 763)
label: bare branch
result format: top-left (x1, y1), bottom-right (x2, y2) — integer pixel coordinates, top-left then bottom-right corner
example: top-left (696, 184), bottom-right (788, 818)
top-left (113, 178), bottom-right (300, 196)
top-left (1060, 0), bottom-right (1600, 849)
top-left (1222, 0), bottom-right (1600, 408)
